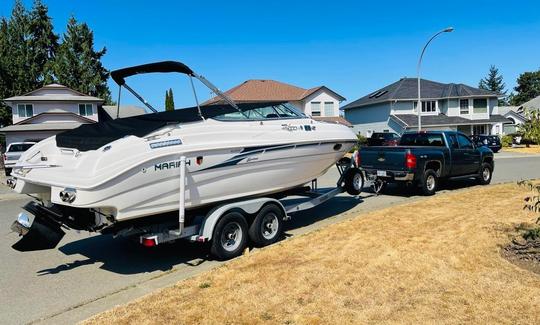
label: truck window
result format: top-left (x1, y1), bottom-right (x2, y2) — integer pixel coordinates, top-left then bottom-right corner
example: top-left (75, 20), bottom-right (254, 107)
top-left (457, 134), bottom-right (473, 149)
top-left (448, 135), bottom-right (459, 149)
top-left (399, 133), bottom-right (445, 146)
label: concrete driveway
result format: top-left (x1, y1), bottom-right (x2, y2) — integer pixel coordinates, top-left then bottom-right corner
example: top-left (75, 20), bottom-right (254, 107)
top-left (1, 155), bottom-right (540, 325)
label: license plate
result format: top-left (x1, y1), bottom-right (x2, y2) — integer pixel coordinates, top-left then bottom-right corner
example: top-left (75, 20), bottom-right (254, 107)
top-left (376, 170), bottom-right (387, 177)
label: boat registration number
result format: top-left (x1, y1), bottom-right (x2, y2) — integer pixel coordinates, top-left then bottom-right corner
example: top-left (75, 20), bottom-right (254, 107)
top-left (376, 170), bottom-right (387, 177)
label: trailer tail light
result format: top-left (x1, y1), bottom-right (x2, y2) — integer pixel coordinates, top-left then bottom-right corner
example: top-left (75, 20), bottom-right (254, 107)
top-left (141, 236), bottom-right (158, 247)
top-left (2, 154), bottom-right (6, 162)
top-left (405, 152), bottom-right (417, 169)
top-left (354, 150), bottom-right (361, 167)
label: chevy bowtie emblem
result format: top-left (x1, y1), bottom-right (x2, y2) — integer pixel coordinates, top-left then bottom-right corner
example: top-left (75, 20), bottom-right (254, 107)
top-left (378, 157), bottom-right (385, 162)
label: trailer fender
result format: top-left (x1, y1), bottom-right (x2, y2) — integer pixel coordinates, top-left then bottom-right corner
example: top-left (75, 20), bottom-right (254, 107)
top-left (199, 198), bottom-right (286, 241)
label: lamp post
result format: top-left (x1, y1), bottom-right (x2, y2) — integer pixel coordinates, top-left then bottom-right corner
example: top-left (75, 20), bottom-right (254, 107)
top-left (417, 27), bottom-right (454, 131)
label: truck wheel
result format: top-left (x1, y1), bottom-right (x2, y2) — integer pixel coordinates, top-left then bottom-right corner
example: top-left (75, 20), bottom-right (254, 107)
top-left (248, 203), bottom-right (284, 247)
top-left (477, 163), bottom-right (493, 185)
top-left (5, 168), bottom-right (12, 176)
top-left (210, 211), bottom-right (248, 260)
top-left (343, 168), bottom-right (363, 195)
top-left (420, 169), bottom-right (438, 196)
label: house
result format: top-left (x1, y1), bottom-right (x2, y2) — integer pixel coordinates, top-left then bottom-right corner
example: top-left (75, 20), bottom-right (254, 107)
top-left (342, 78), bottom-right (510, 136)
top-left (202, 79), bottom-right (351, 126)
top-left (498, 95), bottom-right (540, 134)
top-left (0, 84), bottom-right (147, 148)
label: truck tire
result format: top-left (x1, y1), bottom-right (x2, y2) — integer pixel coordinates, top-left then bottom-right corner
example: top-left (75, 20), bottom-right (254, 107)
top-left (210, 211), bottom-right (248, 260)
top-left (477, 162), bottom-right (493, 185)
top-left (343, 167), bottom-right (363, 195)
top-left (248, 203), bottom-right (284, 247)
top-left (420, 169), bottom-right (438, 196)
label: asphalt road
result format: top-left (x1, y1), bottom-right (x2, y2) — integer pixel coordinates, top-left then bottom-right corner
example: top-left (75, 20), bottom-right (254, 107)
top-left (1, 153), bottom-right (540, 324)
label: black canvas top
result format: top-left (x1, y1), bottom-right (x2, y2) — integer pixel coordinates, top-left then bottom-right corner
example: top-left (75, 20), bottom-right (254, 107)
top-left (110, 61), bottom-right (194, 85)
top-left (56, 102), bottom-right (283, 151)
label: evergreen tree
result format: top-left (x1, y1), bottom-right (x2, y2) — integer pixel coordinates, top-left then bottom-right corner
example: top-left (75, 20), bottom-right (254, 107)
top-left (5, 0), bottom-right (31, 96)
top-left (54, 16), bottom-right (112, 103)
top-left (165, 88), bottom-right (175, 111)
top-left (510, 70), bottom-right (540, 106)
top-left (0, 18), bottom-right (11, 126)
top-left (27, 0), bottom-right (58, 85)
top-left (479, 65), bottom-right (507, 105)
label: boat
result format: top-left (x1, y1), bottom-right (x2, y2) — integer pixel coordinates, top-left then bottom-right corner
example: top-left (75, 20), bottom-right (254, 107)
top-left (8, 61), bottom-right (358, 251)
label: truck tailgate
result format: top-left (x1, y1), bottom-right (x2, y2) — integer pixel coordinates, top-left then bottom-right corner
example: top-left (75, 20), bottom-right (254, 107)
top-left (359, 147), bottom-right (407, 171)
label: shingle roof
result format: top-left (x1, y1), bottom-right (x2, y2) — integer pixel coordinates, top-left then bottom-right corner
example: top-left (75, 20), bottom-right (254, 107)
top-left (312, 116), bottom-right (353, 127)
top-left (0, 122), bottom-right (87, 133)
top-left (202, 79), bottom-right (345, 105)
top-left (342, 78), bottom-right (500, 110)
top-left (521, 95), bottom-right (540, 110)
top-left (391, 114), bottom-right (511, 128)
top-left (102, 105), bottom-right (146, 119)
top-left (3, 83), bottom-right (104, 102)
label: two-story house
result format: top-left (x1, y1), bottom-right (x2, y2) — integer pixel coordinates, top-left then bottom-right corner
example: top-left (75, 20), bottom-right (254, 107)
top-left (202, 79), bottom-right (351, 126)
top-left (342, 78), bottom-right (510, 136)
top-left (0, 83), bottom-right (148, 148)
top-left (0, 84), bottom-right (104, 146)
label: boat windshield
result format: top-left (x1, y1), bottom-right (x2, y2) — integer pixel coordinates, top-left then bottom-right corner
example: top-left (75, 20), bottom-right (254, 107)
top-left (213, 103), bottom-right (307, 121)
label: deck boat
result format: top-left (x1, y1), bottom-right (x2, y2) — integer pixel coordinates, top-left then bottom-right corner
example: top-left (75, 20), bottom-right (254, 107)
top-left (8, 61), bottom-right (358, 251)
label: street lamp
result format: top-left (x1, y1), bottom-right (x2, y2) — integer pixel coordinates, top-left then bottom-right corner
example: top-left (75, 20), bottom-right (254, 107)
top-left (417, 27), bottom-right (454, 131)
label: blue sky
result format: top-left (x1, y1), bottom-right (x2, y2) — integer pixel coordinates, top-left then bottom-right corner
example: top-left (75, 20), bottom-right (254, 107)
top-left (2, 0), bottom-right (540, 109)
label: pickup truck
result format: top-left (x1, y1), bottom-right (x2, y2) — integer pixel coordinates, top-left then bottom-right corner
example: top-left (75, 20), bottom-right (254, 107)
top-left (3, 142), bottom-right (36, 176)
top-left (358, 131), bottom-right (494, 195)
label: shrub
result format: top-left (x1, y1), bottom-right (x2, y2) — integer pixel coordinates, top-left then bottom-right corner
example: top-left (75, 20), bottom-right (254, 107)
top-left (501, 135), bottom-right (513, 147)
top-left (517, 180), bottom-right (540, 241)
top-left (357, 134), bottom-right (368, 147)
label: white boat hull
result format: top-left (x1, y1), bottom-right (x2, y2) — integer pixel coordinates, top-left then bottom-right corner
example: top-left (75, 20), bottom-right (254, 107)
top-left (12, 118), bottom-right (356, 222)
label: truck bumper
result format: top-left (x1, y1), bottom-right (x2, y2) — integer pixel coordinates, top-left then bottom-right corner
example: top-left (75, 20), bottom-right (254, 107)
top-left (363, 169), bottom-right (415, 182)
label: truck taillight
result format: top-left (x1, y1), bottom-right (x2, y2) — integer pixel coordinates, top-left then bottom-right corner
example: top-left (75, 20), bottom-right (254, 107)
top-left (354, 150), bottom-right (361, 167)
top-left (2, 154), bottom-right (6, 162)
top-left (405, 152), bottom-right (416, 169)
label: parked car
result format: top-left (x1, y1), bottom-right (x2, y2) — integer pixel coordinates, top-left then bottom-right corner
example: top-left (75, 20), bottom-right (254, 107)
top-left (358, 131), bottom-right (494, 195)
top-left (470, 135), bottom-right (501, 153)
top-left (367, 132), bottom-right (400, 146)
top-left (3, 142), bottom-right (36, 176)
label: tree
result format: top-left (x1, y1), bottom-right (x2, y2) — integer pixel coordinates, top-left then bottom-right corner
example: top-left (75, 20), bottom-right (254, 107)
top-left (510, 70), bottom-right (540, 106)
top-left (0, 18), bottom-right (11, 126)
top-left (165, 88), bottom-right (175, 111)
top-left (519, 109), bottom-right (540, 147)
top-left (27, 0), bottom-right (58, 85)
top-left (479, 65), bottom-right (507, 105)
top-left (54, 16), bottom-right (112, 103)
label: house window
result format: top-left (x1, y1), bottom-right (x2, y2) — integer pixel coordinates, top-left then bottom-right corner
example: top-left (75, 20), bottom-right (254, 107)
top-left (460, 99), bottom-right (469, 114)
top-left (311, 102), bottom-right (321, 117)
top-left (473, 99), bottom-right (487, 114)
top-left (79, 104), bottom-right (93, 116)
top-left (323, 102), bottom-right (334, 116)
top-left (17, 104), bottom-right (34, 118)
top-left (413, 101), bottom-right (437, 113)
top-left (473, 124), bottom-right (487, 135)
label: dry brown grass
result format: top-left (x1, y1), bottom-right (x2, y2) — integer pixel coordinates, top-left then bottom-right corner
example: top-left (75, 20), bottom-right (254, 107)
top-left (502, 145), bottom-right (540, 154)
top-left (85, 184), bottom-right (540, 324)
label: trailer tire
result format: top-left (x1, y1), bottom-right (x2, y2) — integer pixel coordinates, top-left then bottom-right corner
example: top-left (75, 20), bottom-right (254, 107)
top-left (420, 169), bottom-right (438, 196)
top-left (344, 167), bottom-right (363, 195)
top-left (248, 203), bottom-right (284, 247)
top-left (210, 211), bottom-right (248, 260)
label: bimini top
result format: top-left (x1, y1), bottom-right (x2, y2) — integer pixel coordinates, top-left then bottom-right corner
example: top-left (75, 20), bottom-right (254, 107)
top-left (56, 102), bottom-right (285, 151)
top-left (110, 61), bottom-right (194, 86)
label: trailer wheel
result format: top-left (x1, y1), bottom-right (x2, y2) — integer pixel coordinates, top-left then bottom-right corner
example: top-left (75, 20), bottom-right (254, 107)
top-left (343, 168), bottom-right (363, 195)
top-left (248, 203), bottom-right (284, 247)
top-left (210, 211), bottom-right (248, 260)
